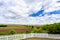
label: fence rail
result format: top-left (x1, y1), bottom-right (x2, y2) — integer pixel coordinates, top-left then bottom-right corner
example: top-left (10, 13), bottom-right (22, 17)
top-left (0, 33), bottom-right (60, 40)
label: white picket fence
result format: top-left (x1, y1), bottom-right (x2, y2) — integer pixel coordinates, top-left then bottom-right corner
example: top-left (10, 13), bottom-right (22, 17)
top-left (0, 33), bottom-right (60, 40)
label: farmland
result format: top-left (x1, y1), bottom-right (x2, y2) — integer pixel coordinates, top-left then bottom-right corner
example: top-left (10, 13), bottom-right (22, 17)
top-left (0, 25), bottom-right (33, 35)
top-left (0, 22), bottom-right (60, 35)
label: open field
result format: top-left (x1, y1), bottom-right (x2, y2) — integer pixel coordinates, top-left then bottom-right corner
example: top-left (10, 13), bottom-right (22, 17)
top-left (0, 25), bottom-right (33, 35)
top-left (0, 22), bottom-right (60, 35)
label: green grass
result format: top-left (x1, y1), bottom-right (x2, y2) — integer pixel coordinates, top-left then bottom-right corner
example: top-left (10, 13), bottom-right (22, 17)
top-left (0, 25), bottom-right (32, 35)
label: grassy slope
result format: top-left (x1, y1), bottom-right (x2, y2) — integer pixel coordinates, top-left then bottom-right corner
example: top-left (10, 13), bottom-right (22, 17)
top-left (0, 25), bottom-right (32, 35)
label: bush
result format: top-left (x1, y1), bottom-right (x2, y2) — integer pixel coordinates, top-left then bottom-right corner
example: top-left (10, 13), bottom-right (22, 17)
top-left (0, 25), bottom-right (7, 27)
top-left (48, 26), bottom-right (60, 34)
top-left (31, 28), bottom-right (43, 33)
top-left (25, 31), bottom-right (31, 34)
top-left (9, 30), bottom-right (16, 34)
top-left (42, 23), bottom-right (60, 34)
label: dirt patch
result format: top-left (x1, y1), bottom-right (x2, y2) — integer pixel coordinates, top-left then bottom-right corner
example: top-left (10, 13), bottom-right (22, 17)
top-left (24, 37), bottom-right (59, 40)
top-left (0, 27), bottom-right (32, 33)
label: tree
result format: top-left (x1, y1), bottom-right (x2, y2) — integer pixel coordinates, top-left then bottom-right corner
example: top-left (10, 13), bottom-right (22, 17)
top-left (0, 25), bottom-right (7, 27)
top-left (42, 23), bottom-right (60, 34)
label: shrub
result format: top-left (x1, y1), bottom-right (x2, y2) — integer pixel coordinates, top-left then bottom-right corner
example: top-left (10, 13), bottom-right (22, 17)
top-left (25, 31), bottom-right (31, 34)
top-left (31, 28), bottom-right (43, 33)
top-left (9, 30), bottom-right (16, 34)
top-left (42, 23), bottom-right (60, 34)
top-left (0, 25), bottom-right (7, 27)
top-left (48, 26), bottom-right (60, 34)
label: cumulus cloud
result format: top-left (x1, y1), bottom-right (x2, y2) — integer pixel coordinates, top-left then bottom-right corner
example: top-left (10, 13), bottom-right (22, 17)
top-left (0, 0), bottom-right (60, 25)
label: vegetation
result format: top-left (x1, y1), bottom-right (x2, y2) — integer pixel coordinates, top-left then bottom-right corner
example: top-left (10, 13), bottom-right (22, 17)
top-left (9, 30), bottom-right (16, 34)
top-left (31, 28), bottom-right (43, 33)
top-left (0, 25), bottom-right (7, 27)
top-left (42, 23), bottom-right (60, 34)
top-left (0, 22), bottom-right (60, 35)
top-left (0, 32), bottom-right (7, 35)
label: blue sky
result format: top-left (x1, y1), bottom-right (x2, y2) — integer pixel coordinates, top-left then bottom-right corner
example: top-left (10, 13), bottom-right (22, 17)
top-left (29, 10), bottom-right (60, 17)
top-left (0, 0), bottom-right (60, 25)
top-left (29, 10), bottom-right (44, 17)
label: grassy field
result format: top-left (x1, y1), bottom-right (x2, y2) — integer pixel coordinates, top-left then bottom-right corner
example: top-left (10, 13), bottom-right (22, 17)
top-left (0, 25), bottom-right (33, 35)
top-left (0, 22), bottom-right (60, 35)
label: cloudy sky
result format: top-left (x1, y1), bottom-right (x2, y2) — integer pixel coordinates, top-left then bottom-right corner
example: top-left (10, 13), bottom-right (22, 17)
top-left (0, 0), bottom-right (60, 25)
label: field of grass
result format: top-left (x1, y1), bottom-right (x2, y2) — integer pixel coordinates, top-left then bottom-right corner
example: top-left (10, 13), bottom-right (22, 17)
top-left (0, 25), bottom-right (33, 35)
top-left (0, 22), bottom-right (60, 35)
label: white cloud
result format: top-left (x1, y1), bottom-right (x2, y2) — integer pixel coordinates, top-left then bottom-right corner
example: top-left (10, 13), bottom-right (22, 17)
top-left (0, 0), bottom-right (60, 25)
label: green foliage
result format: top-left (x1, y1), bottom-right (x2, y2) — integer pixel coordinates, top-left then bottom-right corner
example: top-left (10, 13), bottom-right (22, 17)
top-left (0, 25), bottom-right (7, 27)
top-left (31, 28), bottom-right (43, 33)
top-left (25, 25), bottom-right (34, 28)
top-left (48, 23), bottom-right (60, 34)
top-left (42, 25), bottom-right (50, 31)
top-left (26, 31), bottom-right (30, 33)
top-left (42, 23), bottom-right (60, 34)
top-left (9, 30), bottom-right (16, 34)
